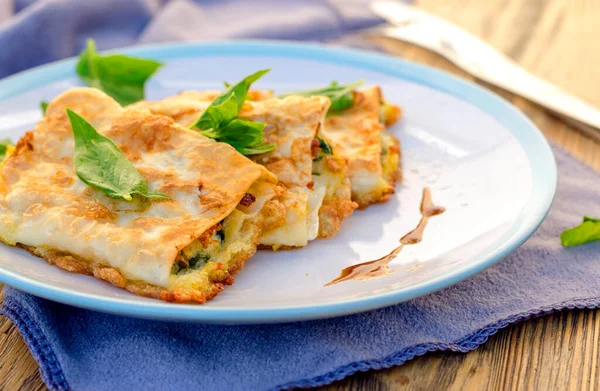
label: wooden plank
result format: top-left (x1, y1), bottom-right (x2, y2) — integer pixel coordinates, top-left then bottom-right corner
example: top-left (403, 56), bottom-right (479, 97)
top-left (324, 311), bottom-right (600, 391)
top-left (2, 0), bottom-right (600, 390)
top-left (0, 290), bottom-right (46, 390)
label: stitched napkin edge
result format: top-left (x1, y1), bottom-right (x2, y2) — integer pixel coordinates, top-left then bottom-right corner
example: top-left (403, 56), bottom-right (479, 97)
top-left (1, 296), bottom-right (70, 391)
top-left (273, 296), bottom-right (600, 390)
top-left (3, 295), bottom-right (600, 391)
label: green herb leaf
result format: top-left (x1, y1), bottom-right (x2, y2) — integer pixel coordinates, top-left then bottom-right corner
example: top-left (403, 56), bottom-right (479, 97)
top-left (76, 39), bottom-right (163, 106)
top-left (191, 69), bottom-right (269, 131)
top-left (200, 118), bottom-right (275, 154)
top-left (194, 93), bottom-right (239, 131)
top-left (561, 216), bottom-right (600, 247)
top-left (190, 70), bottom-right (274, 155)
top-left (40, 101), bottom-right (48, 115)
top-left (317, 137), bottom-right (333, 155)
top-left (279, 80), bottom-right (364, 113)
top-left (312, 137), bottom-right (334, 162)
top-left (66, 109), bottom-right (169, 201)
top-left (216, 119), bottom-right (267, 147)
top-left (0, 138), bottom-right (14, 161)
top-left (239, 143), bottom-right (276, 155)
top-left (584, 216), bottom-right (600, 223)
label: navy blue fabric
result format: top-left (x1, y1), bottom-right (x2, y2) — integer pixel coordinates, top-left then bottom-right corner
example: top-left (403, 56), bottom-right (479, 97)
top-left (3, 145), bottom-right (600, 391)
top-left (2, 1), bottom-right (600, 390)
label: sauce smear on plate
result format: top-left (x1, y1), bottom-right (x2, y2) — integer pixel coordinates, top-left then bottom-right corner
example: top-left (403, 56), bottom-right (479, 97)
top-left (325, 187), bottom-right (445, 286)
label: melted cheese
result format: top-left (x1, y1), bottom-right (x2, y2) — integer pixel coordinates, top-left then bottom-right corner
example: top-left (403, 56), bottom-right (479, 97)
top-left (260, 187), bottom-right (309, 248)
top-left (0, 88), bottom-right (282, 301)
top-left (307, 176), bottom-right (327, 240)
top-left (168, 209), bottom-right (262, 296)
top-left (310, 154), bottom-right (357, 238)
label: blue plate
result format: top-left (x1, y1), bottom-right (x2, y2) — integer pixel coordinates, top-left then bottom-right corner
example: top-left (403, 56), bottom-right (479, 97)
top-left (0, 41), bottom-right (556, 323)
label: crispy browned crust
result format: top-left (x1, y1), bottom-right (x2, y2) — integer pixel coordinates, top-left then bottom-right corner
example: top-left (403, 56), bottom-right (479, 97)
top-left (353, 170), bottom-right (399, 210)
top-left (18, 244), bottom-right (171, 300)
top-left (224, 218), bottom-right (262, 276)
top-left (256, 197), bottom-right (287, 234)
top-left (353, 187), bottom-right (393, 210)
top-left (382, 102), bottom-right (402, 127)
top-left (317, 197), bottom-right (358, 238)
top-left (385, 136), bottom-right (402, 187)
top-left (18, 244), bottom-right (218, 303)
top-left (316, 155), bottom-right (358, 238)
top-left (257, 244), bottom-right (299, 251)
top-left (17, 215), bottom-right (266, 304)
top-left (174, 90), bottom-right (274, 102)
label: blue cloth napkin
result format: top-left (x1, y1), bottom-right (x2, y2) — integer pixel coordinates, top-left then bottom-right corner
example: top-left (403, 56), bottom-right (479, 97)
top-left (2, 1), bottom-right (600, 390)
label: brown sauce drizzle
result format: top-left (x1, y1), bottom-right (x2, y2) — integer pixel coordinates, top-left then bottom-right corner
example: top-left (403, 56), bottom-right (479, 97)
top-left (325, 187), bottom-right (445, 286)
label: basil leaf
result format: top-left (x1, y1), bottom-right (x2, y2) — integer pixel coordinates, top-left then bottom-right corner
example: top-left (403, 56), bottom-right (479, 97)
top-left (191, 69), bottom-right (269, 130)
top-left (191, 70), bottom-right (273, 155)
top-left (279, 80), bottom-right (364, 113)
top-left (223, 69), bottom-right (270, 112)
top-left (584, 216), bottom-right (600, 223)
top-left (40, 101), bottom-right (48, 115)
top-left (194, 93), bottom-right (238, 131)
top-left (561, 216), bottom-right (600, 247)
top-left (217, 119), bottom-right (267, 147)
top-left (201, 119), bottom-right (274, 154)
top-left (0, 138), bottom-right (14, 161)
top-left (66, 109), bottom-right (169, 201)
top-left (76, 39), bottom-right (101, 89)
top-left (76, 39), bottom-right (163, 106)
top-left (239, 143), bottom-right (276, 155)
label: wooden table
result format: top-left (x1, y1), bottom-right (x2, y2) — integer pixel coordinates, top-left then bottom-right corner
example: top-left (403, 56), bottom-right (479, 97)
top-left (2, 0), bottom-right (600, 389)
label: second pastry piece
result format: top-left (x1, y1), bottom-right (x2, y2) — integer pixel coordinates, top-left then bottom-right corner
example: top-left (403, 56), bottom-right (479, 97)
top-left (131, 94), bottom-right (357, 248)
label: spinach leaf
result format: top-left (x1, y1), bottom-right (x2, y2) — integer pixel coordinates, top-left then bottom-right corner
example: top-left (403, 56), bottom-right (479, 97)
top-left (190, 70), bottom-right (275, 155)
top-left (66, 109), bottom-right (169, 201)
top-left (279, 80), bottom-right (364, 113)
top-left (76, 39), bottom-right (163, 106)
top-left (317, 137), bottom-right (333, 155)
top-left (561, 216), bottom-right (600, 247)
top-left (312, 137), bottom-right (333, 162)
